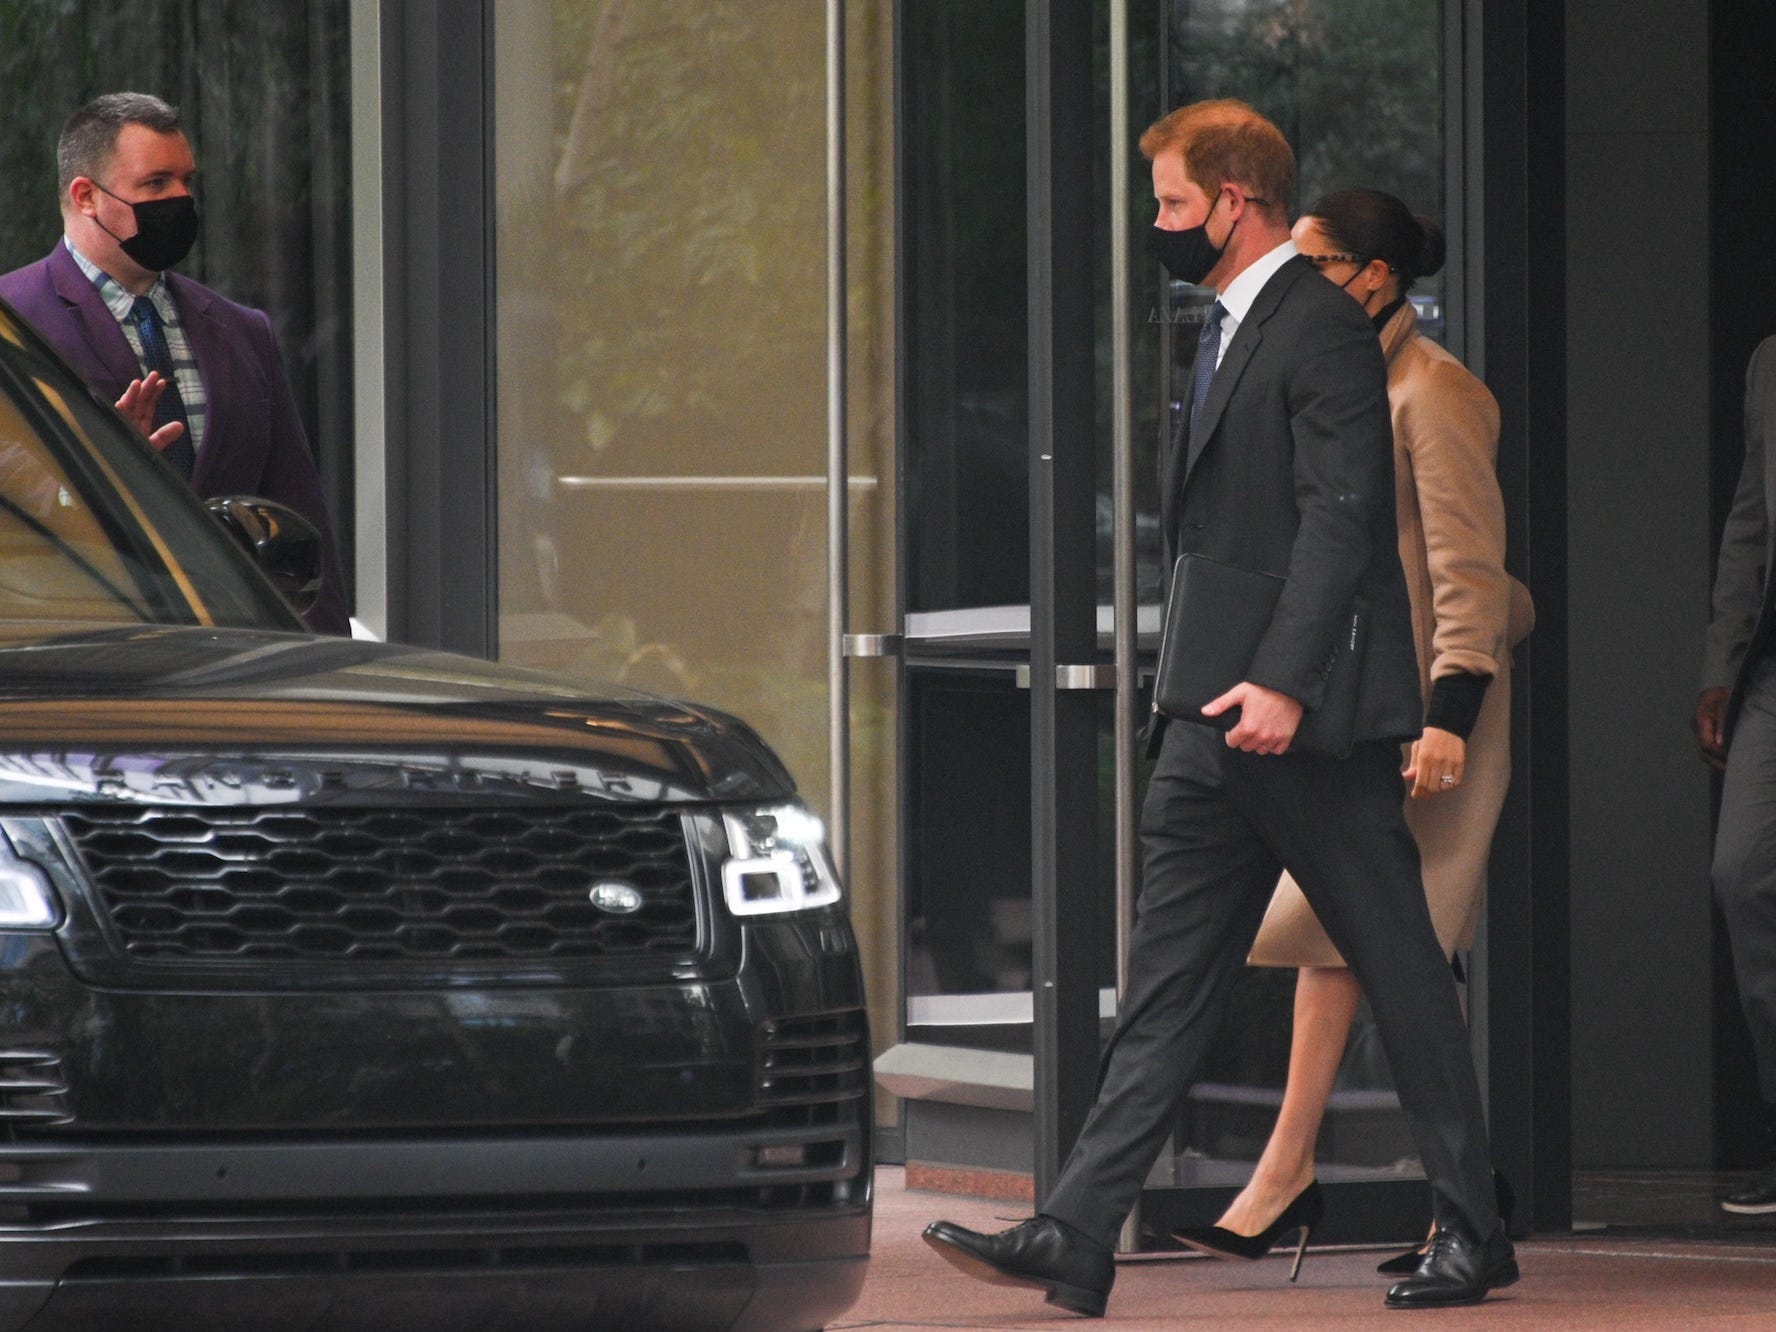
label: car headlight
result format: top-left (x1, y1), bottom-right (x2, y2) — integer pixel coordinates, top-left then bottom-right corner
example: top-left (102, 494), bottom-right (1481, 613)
top-left (720, 802), bottom-right (842, 916)
top-left (0, 831), bottom-right (59, 930)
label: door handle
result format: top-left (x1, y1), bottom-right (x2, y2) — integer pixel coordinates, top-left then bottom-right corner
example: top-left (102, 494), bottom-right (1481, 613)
top-left (1014, 664), bottom-right (1117, 690)
top-left (842, 633), bottom-right (903, 658)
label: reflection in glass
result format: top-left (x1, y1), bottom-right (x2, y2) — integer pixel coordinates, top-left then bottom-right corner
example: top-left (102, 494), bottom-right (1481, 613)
top-left (0, 338), bottom-right (300, 632)
top-left (897, 5), bottom-right (1163, 1063)
top-left (1096, 3), bottom-right (1168, 611)
top-left (492, 1), bottom-right (838, 792)
top-left (904, 669), bottom-right (1126, 1055)
top-left (0, 396), bottom-right (147, 622)
top-left (905, 671), bottom-right (1033, 1001)
top-left (489, 3), bottom-right (903, 1105)
top-left (490, 0), bottom-right (909, 819)
top-left (902, 0), bottom-right (1030, 614)
top-left (902, 2), bottom-right (1171, 615)
top-left (1165, 0), bottom-right (1445, 340)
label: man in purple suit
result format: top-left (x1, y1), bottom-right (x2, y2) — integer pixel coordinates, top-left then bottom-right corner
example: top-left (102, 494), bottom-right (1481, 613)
top-left (0, 92), bottom-right (349, 634)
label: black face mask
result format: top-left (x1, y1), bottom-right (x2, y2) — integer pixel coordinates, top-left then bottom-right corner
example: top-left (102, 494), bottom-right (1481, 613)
top-left (1147, 193), bottom-right (1232, 285)
top-left (93, 184), bottom-right (200, 272)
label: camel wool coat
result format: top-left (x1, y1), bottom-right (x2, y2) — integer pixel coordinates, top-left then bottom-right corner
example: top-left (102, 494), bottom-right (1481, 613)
top-left (1248, 303), bottom-right (1533, 966)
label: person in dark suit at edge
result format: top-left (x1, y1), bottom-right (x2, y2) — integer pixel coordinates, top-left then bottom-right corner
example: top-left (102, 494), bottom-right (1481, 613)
top-left (1695, 334), bottom-right (1776, 1214)
top-left (0, 91), bottom-right (349, 634)
top-left (922, 99), bottom-right (1516, 1316)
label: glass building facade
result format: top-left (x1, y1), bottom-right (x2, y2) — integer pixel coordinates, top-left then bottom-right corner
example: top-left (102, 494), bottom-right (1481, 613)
top-left (12, 0), bottom-right (1776, 1247)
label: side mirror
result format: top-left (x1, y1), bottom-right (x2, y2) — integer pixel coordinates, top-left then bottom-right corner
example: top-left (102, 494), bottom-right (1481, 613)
top-left (205, 496), bottom-right (324, 614)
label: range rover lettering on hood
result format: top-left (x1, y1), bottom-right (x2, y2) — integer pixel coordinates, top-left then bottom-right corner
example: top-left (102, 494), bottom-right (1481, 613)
top-left (0, 749), bottom-right (734, 806)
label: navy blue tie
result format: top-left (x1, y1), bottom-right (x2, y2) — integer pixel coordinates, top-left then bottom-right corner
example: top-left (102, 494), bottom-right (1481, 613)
top-left (1189, 301), bottom-right (1227, 423)
top-left (130, 296), bottom-right (196, 478)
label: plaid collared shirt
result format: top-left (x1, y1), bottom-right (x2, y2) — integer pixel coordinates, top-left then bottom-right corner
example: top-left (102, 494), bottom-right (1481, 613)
top-left (65, 237), bottom-right (207, 453)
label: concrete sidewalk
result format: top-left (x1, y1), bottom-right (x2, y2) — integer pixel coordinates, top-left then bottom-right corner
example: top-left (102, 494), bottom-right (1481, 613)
top-left (837, 1167), bottom-right (1776, 1330)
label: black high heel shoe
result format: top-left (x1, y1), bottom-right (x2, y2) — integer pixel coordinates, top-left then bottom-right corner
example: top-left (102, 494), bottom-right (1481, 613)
top-left (1171, 1181), bottom-right (1324, 1282)
top-left (1376, 1168), bottom-right (1516, 1276)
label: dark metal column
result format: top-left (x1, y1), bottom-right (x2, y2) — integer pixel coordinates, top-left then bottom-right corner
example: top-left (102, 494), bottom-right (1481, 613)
top-left (1476, 0), bottom-right (1571, 1235)
top-left (378, 0), bottom-right (496, 658)
top-left (1026, 0), bottom-right (1101, 1206)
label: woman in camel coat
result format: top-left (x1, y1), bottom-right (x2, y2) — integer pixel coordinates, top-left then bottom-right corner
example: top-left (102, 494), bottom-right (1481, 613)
top-left (1176, 188), bottom-right (1533, 1266)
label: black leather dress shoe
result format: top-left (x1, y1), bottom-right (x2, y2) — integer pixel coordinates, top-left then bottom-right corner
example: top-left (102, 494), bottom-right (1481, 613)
top-left (1384, 1224), bottom-right (1518, 1308)
top-left (1722, 1166), bottom-right (1776, 1214)
top-left (923, 1214), bottom-right (1113, 1317)
top-left (1378, 1168), bottom-right (1517, 1276)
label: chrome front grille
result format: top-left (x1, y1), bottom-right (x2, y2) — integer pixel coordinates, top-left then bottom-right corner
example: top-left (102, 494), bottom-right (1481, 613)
top-left (60, 805), bottom-right (699, 963)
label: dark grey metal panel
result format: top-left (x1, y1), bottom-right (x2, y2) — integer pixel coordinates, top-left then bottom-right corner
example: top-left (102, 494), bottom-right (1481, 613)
top-left (1565, 0), bottom-right (1722, 1184)
top-left (907, 1102), bottom-right (1038, 1177)
top-left (1566, 0), bottom-right (1707, 135)
top-left (1566, 127), bottom-right (1713, 1169)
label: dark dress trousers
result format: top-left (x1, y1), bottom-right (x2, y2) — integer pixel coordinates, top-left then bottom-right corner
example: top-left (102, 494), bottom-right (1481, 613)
top-left (1042, 255), bottom-right (1499, 1248)
top-left (0, 244), bottom-right (350, 634)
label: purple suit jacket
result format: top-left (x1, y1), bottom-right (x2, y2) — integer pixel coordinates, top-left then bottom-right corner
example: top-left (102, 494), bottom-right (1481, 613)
top-left (0, 243), bottom-right (350, 633)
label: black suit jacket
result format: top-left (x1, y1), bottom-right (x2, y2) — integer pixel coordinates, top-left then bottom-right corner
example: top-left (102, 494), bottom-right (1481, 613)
top-left (1160, 255), bottom-right (1421, 746)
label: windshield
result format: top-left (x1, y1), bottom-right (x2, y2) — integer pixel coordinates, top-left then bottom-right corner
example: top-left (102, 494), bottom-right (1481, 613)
top-left (0, 307), bottom-right (303, 633)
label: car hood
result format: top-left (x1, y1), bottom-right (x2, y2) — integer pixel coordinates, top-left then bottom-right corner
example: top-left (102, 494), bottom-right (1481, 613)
top-left (0, 626), bottom-right (795, 806)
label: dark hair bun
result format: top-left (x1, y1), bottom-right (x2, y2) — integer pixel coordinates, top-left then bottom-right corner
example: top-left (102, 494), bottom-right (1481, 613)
top-left (1412, 213), bottom-right (1447, 279)
top-left (1304, 188), bottom-right (1443, 293)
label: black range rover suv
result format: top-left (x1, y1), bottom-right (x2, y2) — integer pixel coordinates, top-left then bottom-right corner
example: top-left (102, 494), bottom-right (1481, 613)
top-left (0, 302), bottom-right (870, 1330)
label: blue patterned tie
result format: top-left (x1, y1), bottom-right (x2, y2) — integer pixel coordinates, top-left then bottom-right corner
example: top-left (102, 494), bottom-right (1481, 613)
top-left (1189, 301), bottom-right (1227, 423)
top-left (130, 296), bottom-right (196, 478)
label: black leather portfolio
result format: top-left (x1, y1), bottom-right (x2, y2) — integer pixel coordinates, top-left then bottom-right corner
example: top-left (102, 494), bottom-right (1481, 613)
top-left (1152, 553), bottom-right (1366, 758)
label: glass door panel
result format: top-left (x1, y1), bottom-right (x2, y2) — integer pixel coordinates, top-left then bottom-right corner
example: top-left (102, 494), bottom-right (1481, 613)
top-left (1142, 0), bottom-right (1450, 1241)
top-left (903, 668), bottom-right (1125, 1055)
top-left (902, 0), bottom-right (1029, 617)
top-left (892, 0), bottom-right (1452, 1243)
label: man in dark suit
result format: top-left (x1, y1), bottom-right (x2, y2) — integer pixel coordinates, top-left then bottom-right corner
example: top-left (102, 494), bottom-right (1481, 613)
top-left (0, 91), bottom-right (349, 634)
top-left (923, 100), bottom-right (1514, 1315)
top-left (1695, 334), bottom-right (1776, 1213)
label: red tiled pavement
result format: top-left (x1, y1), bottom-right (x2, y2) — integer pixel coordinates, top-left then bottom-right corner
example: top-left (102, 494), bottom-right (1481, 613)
top-left (834, 1167), bottom-right (1776, 1330)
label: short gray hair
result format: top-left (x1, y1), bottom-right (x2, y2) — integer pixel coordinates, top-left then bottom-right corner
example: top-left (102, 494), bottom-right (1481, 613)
top-left (57, 92), bottom-right (184, 197)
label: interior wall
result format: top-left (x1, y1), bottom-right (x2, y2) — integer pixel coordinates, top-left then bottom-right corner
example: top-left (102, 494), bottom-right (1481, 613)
top-left (1565, 0), bottom-right (1714, 1168)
